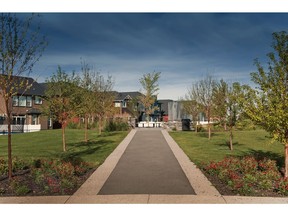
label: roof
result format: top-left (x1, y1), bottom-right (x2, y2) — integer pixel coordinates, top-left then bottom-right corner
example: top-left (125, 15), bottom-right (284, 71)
top-left (114, 91), bottom-right (143, 101)
top-left (0, 75), bottom-right (45, 96)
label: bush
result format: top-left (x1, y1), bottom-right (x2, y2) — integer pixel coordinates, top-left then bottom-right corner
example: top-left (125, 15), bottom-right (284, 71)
top-left (204, 156), bottom-right (287, 196)
top-left (104, 119), bottom-right (129, 132)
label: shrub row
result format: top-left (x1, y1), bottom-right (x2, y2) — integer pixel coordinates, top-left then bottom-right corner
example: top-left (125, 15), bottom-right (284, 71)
top-left (0, 158), bottom-right (93, 196)
top-left (203, 156), bottom-right (288, 196)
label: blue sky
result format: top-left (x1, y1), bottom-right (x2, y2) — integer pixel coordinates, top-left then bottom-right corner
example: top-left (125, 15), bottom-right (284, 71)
top-left (27, 13), bottom-right (288, 100)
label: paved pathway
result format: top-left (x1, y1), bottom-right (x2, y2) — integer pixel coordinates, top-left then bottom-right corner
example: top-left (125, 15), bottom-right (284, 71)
top-left (98, 128), bottom-right (195, 195)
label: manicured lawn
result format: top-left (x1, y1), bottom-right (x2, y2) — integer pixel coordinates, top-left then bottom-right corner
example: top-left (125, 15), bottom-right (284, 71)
top-left (0, 129), bottom-right (129, 166)
top-left (169, 129), bottom-right (285, 167)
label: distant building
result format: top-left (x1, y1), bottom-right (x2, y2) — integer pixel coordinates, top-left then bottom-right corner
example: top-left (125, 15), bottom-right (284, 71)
top-left (0, 76), bottom-right (48, 133)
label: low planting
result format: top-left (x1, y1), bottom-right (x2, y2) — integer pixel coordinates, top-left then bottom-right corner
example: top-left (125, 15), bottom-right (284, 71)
top-left (0, 158), bottom-right (93, 196)
top-left (204, 156), bottom-right (288, 196)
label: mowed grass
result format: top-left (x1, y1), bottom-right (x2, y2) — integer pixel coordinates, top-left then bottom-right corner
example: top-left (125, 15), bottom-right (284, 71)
top-left (0, 129), bottom-right (129, 166)
top-left (170, 130), bottom-right (285, 167)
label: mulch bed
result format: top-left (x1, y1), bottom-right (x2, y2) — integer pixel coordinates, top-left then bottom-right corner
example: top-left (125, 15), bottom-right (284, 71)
top-left (202, 170), bottom-right (286, 197)
top-left (0, 168), bottom-right (96, 196)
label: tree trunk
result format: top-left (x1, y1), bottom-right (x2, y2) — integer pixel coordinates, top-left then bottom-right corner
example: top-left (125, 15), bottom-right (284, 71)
top-left (208, 121), bottom-right (211, 140)
top-left (7, 114), bottom-right (12, 180)
top-left (5, 99), bottom-right (13, 180)
top-left (229, 126), bottom-right (233, 151)
top-left (84, 115), bottom-right (88, 142)
top-left (98, 116), bottom-right (102, 135)
top-left (62, 124), bottom-right (66, 152)
top-left (285, 144), bottom-right (288, 178)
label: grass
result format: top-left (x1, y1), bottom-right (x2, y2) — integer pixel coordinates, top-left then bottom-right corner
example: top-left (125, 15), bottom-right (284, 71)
top-left (0, 129), bottom-right (129, 166)
top-left (169, 129), bottom-right (285, 167)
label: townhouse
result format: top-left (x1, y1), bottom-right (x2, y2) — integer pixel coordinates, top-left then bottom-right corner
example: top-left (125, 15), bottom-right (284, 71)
top-left (0, 76), bottom-right (48, 133)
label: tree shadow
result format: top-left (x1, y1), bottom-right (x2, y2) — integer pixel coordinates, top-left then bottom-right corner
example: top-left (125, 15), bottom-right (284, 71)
top-left (196, 132), bottom-right (221, 138)
top-left (216, 141), bottom-right (244, 148)
top-left (59, 139), bottom-right (112, 162)
top-left (240, 148), bottom-right (284, 168)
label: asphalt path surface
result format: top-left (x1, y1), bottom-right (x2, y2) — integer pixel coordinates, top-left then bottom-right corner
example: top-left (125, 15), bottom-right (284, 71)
top-left (98, 129), bottom-right (195, 195)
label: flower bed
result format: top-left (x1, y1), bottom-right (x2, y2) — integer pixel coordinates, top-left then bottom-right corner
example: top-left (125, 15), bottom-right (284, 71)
top-left (203, 156), bottom-right (288, 196)
top-left (0, 158), bottom-right (94, 196)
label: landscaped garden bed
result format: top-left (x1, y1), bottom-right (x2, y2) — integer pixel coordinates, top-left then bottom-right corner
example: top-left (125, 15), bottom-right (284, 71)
top-left (170, 130), bottom-right (288, 197)
top-left (202, 156), bottom-right (288, 197)
top-left (0, 158), bottom-right (94, 196)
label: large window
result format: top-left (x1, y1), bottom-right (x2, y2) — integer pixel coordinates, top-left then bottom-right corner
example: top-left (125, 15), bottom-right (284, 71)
top-left (12, 115), bottom-right (26, 125)
top-left (18, 96), bottom-right (27, 107)
top-left (34, 96), bottom-right (42, 105)
top-left (12, 95), bottom-right (37, 107)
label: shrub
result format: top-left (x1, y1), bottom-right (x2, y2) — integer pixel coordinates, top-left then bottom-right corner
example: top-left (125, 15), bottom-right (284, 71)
top-left (204, 156), bottom-right (288, 196)
top-left (104, 120), bottom-right (129, 132)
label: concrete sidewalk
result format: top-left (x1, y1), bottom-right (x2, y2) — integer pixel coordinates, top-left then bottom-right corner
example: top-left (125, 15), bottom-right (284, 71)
top-left (1, 128), bottom-right (288, 204)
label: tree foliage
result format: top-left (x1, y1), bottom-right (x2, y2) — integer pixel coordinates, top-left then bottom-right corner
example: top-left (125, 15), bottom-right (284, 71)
top-left (189, 75), bottom-right (216, 139)
top-left (0, 13), bottom-right (47, 179)
top-left (138, 71), bottom-right (161, 124)
top-left (244, 31), bottom-right (288, 177)
top-left (44, 66), bottom-right (79, 152)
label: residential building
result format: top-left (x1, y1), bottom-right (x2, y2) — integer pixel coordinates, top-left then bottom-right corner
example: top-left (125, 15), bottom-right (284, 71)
top-left (0, 76), bottom-right (48, 133)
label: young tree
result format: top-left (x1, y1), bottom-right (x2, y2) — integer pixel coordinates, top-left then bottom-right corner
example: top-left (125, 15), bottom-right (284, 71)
top-left (212, 79), bottom-right (228, 130)
top-left (44, 66), bottom-right (79, 152)
top-left (0, 14), bottom-right (47, 179)
top-left (138, 71), bottom-right (161, 127)
top-left (181, 93), bottom-right (202, 133)
top-left (78, 61), bottom-right (97, 142)
top-left (225, 82), bottom-right (245, 151)
top-left (190, 75), bottom-right (216, 139)
top-left (92, 73), bottom-right (115, 135)
top-left (244, 31), bottom-right (288, 177)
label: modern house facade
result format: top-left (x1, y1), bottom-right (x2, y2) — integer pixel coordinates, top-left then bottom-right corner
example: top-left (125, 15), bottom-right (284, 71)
top-left (0, 76), bottom-right (48, 134)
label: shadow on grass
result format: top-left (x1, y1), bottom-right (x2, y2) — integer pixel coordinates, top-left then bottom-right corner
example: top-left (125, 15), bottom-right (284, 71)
top-left (240, 149), bottom-right (284, 168)
top-left (59, 139), bottom-right (112, 162)
top-left (196, 132), bottom-right (222, 138)
top-left (216, 141), bottom-right (245, 148)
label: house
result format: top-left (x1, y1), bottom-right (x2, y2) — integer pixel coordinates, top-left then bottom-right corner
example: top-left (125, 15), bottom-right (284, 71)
top-left (0, 76), bottom-right (48, 133)
top-left (113, 91), bottom-right (144, 121)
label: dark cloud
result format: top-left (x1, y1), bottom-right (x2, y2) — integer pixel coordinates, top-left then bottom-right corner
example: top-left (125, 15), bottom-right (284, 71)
top-left (29, 13), bottom-right (288, 99)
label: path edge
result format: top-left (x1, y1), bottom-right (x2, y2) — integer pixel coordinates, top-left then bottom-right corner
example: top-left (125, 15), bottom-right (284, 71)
top-left (71, 129), bottom-right (137, 197)
top-left (161, 129), bottom-right (221, 196)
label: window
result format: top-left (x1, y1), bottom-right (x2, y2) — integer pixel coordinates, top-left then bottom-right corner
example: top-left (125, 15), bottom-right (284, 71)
top-left (12, 115), bottom-right (26, 125)
top-left (34, 96), bottom-right (42, 105)
top-left (12, 96), bottom-right (19, 106)
top-left (32, 115), bottom-right (38, 125)
top-left (18, 96), bottom-right (27, 107)
top-left (0, 116), bottom-right (5, 125)
top-left (115, 102), bottom-right (121, 107)
top-left (26, 96), bottom-right (32, 107)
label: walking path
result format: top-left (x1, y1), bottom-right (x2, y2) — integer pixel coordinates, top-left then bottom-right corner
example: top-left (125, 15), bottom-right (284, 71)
top-left (1, 128), bottom-right (288, 203)
top-left (98, 128), bottom-right (195, 195)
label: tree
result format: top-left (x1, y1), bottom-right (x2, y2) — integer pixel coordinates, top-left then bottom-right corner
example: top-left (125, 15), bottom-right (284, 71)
top-left (44, 66), bottom-right (79, 152)
top-left (244, 31), bottom-right (288, 177)
top-left (181, 94), bottom-right (202, 133)
top-left (212, 79), bottom-right (228, 130)
top-left (0, 13), bottom-right (46, 179)
top-left (225, 82), bottom-right (245, 151)
top-left (138, 71), bottom-right (161, 127)
top-left (92, 73), bottom-right (115, 135)
top-left (77, 61), bottom-right (97, 142)
top-left (189, 75), bottom-right (216, 139)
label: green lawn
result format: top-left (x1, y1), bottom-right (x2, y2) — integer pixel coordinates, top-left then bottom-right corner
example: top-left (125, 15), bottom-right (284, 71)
top-left (0, 129), bottom-right (129, 166)
top-left (170, 130), bottom-right (285, 167)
